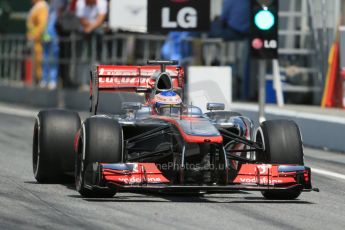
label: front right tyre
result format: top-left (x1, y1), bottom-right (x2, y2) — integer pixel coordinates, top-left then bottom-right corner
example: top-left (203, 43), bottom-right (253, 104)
top-left (75, 117), bottom-right (123, 198)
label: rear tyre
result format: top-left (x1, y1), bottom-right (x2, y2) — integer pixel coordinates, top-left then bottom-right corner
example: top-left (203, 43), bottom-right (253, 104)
top-left (256, 120), bottom-right (304, 200)
top-left (75, 117), bottom-right (123, 198)
top-left (33, 110), bottom-right (81, 183)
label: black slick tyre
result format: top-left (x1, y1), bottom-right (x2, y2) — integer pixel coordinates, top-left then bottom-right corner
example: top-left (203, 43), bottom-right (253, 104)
top-left (33, 110), bottom-right (81, 183)
top-left (75, 117), bottom-right (123, 198)
top-left (256, 120), bottom-right (304, 200)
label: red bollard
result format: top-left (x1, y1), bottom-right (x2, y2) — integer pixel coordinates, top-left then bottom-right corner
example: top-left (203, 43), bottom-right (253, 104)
top-left (25, 58), bottom-right (33, 86)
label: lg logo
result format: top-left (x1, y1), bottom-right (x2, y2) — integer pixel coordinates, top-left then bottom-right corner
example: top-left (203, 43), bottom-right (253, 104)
top-left (148, 0), bottom-right (209, 32)
top-left (162, 7), bottom-right (197, 29)
top-left (252, 38), bottom-right (277, 49)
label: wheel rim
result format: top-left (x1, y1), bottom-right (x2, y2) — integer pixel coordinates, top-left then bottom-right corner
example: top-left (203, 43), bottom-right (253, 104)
top-left (33, 119), bottom-right (40, 177)
top-left (254, 127), bottom-right (265, 162)
top-left (75, 125), bottom-right (86, 191)
top-left (75, 138), bottom-right (83, 191)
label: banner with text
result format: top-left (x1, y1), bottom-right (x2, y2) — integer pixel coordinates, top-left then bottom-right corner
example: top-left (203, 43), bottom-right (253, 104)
top-left (147, 0), bottom-right (210, 32)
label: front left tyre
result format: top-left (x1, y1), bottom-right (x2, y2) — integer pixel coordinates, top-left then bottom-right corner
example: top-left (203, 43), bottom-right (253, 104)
top-left (256, 120), bottom-right (304, 200)
top-left (33, 110), bottom-right (81, 183)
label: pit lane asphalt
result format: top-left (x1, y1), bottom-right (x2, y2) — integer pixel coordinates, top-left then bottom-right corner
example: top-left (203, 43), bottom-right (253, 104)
top-left (0, 106), bottom-right (344, 230)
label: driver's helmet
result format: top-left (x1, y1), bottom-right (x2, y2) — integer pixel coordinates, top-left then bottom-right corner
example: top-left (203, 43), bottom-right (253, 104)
top-left (153, 91), bottom-right (182, 115)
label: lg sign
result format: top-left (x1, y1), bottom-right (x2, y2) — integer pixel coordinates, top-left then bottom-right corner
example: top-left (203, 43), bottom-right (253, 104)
top-left (252, 38), bottom-right (277, 49)
top-left (147, 0), bottom-right (210, 32)
top-left (162, 7), bottom-right (197, 28)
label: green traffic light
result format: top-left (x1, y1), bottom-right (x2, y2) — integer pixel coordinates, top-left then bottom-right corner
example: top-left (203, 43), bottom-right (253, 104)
top-left (254, 10), bottom-right (275, 30)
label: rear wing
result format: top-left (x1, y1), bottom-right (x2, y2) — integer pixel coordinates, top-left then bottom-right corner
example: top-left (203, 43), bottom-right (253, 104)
top-left (90, 61), bottom-right (184, 114)
top-left (95, 65), bottom-right (184, 90)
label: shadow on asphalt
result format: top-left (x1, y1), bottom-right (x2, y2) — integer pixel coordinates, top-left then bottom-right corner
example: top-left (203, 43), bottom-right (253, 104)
top-left (68, 193), bottom-right (315, 204)
top-left (25, 181), bottom-right (315, 204)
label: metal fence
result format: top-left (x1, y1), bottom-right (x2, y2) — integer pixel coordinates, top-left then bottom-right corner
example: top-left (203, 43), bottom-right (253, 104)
top-left (0, 32), bottom-right (245, 88)
top-left (0, 35), bottom-right (31, 85)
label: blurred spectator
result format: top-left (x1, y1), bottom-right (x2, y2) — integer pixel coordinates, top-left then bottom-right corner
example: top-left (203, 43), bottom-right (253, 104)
top-left (76, 0), bottom-right (107, 34)
top-left (0, 0), bottom-right (12, 34)
top-left (27, 0), bottom-right (49, 83)
top-left (209, 0), bottom-right (250, 40)
top-left (161, 32), bottom-right (192, 64)
top-left (54, 0), bottom-right (79, 87)
top-left (56, 0), bottom-right (79, 34)
top-left (75, 0), bottom-right (108, 89)
top-left (41, 0), bottom-right (62, 89)
top-left (209, 0), bottom-right (251, 100)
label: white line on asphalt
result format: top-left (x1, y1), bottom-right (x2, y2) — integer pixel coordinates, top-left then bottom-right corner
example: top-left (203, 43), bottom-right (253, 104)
top-left (312, 168), bottom-right (345, 180)
top-left (0, 104), bottom-right (37, 118)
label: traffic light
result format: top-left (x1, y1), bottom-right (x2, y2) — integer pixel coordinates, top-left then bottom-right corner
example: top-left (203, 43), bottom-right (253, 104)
top-left (250, 0), bottom-right (278, 59)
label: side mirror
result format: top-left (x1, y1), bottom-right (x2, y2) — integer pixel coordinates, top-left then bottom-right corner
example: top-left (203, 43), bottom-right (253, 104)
top-left (122, 102), bottom-right (142, 111)
top-left (206, 103), bottom-right (225, 111)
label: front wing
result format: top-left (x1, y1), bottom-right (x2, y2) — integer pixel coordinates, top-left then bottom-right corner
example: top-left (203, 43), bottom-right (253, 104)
top-left (85, 162), bottom-right (318, 193)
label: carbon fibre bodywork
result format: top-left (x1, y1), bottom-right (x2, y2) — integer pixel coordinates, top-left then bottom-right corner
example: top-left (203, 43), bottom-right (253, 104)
top-left (77, 61), bottom-right (318, 197)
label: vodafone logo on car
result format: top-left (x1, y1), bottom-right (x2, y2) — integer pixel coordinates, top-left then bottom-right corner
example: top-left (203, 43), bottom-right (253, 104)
top-left (239, 177), bottom-right (283, 185)
top-left (257, 164), bottom-right (271, 174)
top-left (117, 176), bottom-right (162, 184)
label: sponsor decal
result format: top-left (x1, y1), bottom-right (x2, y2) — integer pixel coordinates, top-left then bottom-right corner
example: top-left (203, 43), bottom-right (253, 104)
top-left (147, 0), bottom-right (210, 32)
top-left (116, 176), bottom-right (162, 184)
top-left (257, 164), bottom-right (272, 174)
top-left (98, 68), bottom-right (138, 76)
top-left (98, 67), bottom-right (179, 77)
top-left (251, 38), bottom-right (277, 49)
top-left (239, 177), bottom-right (283, 185)
top-left (162, 7), bottom-right (197, 29)
top-left (98, 77), bottom-right (150, 85)
top-left (264, 39), bottom-right (277, 49)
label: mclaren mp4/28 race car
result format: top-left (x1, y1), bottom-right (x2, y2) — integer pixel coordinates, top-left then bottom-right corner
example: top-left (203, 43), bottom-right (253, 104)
top-left (32, 60), bottom-right (318, 199)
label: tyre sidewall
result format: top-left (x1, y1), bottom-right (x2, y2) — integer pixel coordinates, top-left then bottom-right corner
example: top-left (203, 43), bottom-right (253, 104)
top-left (33, 110), bottom-right (81, 182)
top-left (76, 117), bottom-right (122, 197)
top-left (260, 120), bottom-right (304, 165)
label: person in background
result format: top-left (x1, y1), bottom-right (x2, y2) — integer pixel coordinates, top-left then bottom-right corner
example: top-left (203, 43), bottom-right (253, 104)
top-left (76, 0), bottom-right (107, 34)
top-left (27, 0), bottom-right (49, 83)
top-left (75, 0), bottom-right (107, 89)
top-left (161, 32), bottom-right (192, 64)
top-left (209, 0), bottom-right (250, 41)
top-left (54, 0), bottom-right (79, 88)
top-left (209, 0), bottom-right (251, 100)
top-left (41, 0), bottom-right (65, 89)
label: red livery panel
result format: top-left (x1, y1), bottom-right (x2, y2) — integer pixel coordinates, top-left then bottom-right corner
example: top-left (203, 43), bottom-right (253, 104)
top-left (96, 65), bottom-right (184, 90)
top-left (234, 164), bottom-right (298, 185)
top-left (101, 163), bottom-right (170, 185)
